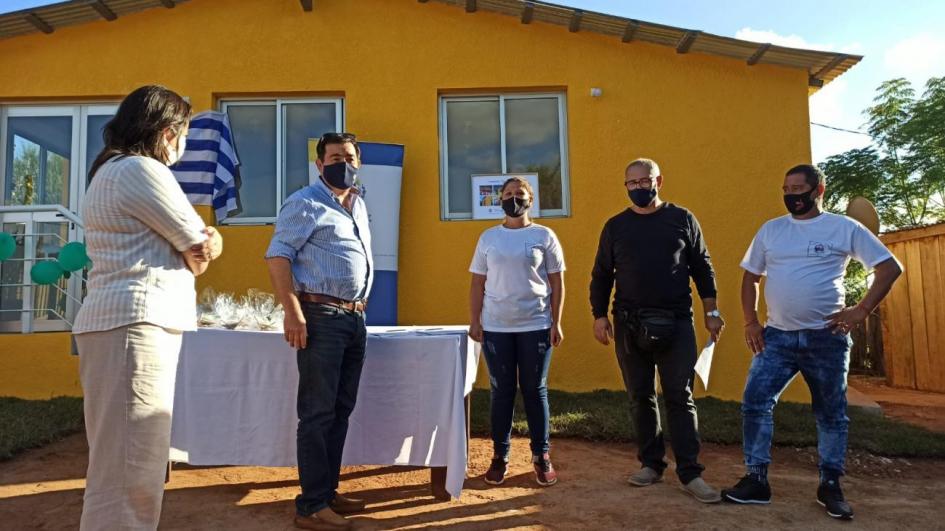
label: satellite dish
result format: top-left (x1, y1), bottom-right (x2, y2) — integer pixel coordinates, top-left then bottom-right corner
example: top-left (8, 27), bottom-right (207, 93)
top-left (846, 197), bottom-right (880, 235)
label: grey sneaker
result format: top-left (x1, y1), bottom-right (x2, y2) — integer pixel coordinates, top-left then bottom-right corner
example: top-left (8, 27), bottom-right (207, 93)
top-left (683, 477), bottom-right (722, 504)
top-left (628, 467), bottom-right (663, 487)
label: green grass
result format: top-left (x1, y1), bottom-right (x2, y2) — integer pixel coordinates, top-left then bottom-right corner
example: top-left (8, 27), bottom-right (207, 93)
top-left (469, 389), bottom-right (945, 458)
top-left (0, 396), bottom-right (84, 461)
top-left (4, 391), bottom-right (945, 462)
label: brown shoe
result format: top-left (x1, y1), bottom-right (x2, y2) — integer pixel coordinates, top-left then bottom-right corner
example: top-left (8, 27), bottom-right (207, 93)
top-left (294, 507), bottom-right (351, 530)
top-left (329, 493), bottom-right (366, 514)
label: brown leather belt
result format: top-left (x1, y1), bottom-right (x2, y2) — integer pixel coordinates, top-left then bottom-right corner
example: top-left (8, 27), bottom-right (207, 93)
top-left (298, 293), bottom-right (367, 313)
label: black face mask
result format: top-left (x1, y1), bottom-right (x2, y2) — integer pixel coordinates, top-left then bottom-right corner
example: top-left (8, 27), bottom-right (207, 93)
top-left (501, 197), bottom-right (530, 218)
top-left (783, 188), bottom-right (817, 215)
top-left (628, 188), bottom-right (657, 208)
top-left (321, 161), bottom-right (357, 189)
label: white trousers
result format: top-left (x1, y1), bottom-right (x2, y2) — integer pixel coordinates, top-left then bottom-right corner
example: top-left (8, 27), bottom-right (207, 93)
top-left (77, 323), bottom-right (182, 531)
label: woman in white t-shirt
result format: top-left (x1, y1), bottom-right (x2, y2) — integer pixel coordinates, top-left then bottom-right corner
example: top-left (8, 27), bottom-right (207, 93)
top-left (469, 176), bottom-right (566, 487)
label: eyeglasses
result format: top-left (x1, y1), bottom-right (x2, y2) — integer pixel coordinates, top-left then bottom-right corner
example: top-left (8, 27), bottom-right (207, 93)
top-left (625, 177), bottom-right (654, 190)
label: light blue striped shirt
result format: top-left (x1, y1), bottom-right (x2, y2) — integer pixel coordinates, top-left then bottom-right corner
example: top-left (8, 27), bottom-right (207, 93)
top-left (265, 178), bottom-right (373, 301)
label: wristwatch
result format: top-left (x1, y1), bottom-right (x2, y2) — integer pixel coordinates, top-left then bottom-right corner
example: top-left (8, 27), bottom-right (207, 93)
top-left (706, 310), bottom-right (722, 318)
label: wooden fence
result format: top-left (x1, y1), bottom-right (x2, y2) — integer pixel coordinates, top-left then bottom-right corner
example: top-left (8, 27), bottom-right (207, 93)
top-left (880, 222), bottom-right (945, 392)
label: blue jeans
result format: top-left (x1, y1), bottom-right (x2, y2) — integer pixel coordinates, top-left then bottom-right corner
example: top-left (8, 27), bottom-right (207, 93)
top-left (482, 329), bottom-right (553, 458)
top-left (742, 326), bottom-right (852, 476)
top-left (295, 303), bottom-right (366, 516)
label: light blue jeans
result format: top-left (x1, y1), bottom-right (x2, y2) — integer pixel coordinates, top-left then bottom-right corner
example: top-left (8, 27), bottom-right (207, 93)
top-left (742, 326), bottom-right (852, 475)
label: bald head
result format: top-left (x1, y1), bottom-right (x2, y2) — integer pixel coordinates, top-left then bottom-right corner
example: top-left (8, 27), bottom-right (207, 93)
top-left (625, 158), bottom-right (661, 179)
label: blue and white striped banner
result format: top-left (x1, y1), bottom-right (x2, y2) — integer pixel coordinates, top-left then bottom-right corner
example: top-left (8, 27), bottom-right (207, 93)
top-left (171, 111), bottom-right (241, 222)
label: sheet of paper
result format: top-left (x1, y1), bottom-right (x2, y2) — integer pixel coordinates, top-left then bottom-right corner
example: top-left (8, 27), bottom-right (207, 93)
top-left (694, 339), bottom-right (716, 390)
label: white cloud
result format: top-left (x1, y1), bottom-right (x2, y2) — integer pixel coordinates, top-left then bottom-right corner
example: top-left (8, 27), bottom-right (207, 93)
top-left (809, 79), bottom-right (872, 162)
top-left (884, 33), bottom-right (945, 87)
top-left (734, 28), bottom-right (862, 54)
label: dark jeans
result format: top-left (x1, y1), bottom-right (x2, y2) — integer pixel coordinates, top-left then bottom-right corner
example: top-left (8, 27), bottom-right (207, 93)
top-left (295, 302), bottom-right (366, 516)
top-left (742, 326), bottom-right (851, 475)
top-left (614, 315), bottom-right (704, 483)
top-left (482, 329), bottom-right (553, 458)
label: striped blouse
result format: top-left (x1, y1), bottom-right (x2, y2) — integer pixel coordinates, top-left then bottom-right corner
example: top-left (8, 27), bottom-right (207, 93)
top-left (73, 156), bottom-right (208, 334)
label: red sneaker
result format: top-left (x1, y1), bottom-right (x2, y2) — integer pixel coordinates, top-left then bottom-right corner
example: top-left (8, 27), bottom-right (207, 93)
top-left (533, 453), bottom-right (558, 486)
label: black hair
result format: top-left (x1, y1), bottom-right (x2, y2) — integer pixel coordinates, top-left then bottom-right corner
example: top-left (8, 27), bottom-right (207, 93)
top-left (89, 85), bottom-right (191, 180)
top-left (315, 132), bottom-right (360, 161)
top-left (785, 164), bottom-right (825, 190)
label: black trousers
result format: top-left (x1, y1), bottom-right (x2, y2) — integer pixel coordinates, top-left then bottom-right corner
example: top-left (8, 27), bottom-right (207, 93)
top-left (614, 314), bottom-right (705, 483)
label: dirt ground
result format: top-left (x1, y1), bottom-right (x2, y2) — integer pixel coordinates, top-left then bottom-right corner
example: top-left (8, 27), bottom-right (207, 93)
top-left (849, 376), bottom-right (945, 434)
top-left (2, 432), bottom-right (945, 530)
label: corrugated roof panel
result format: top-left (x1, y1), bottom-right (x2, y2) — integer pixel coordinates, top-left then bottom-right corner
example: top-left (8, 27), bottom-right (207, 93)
top-left (692, 38), bottom-right (756, 62)
top-left (580, 14), bottom-right (627, 37)
top-left (0, 18), bottom-right (34, 32)
top-left (478, 0), bottom-right (522, 17)
top-left (634, 27), bottom-right (682, 47)
top-left (0, 0), bottom-right (859, 90)
top-left (0, 0), bottom-right (187, 40)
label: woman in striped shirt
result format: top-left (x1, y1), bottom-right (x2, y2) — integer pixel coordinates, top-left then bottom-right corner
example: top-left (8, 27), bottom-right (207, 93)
top-left (73, 85), bottom-right (222, 531)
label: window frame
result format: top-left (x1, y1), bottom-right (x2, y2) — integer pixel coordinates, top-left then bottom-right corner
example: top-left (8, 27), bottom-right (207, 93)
top-left (219, 97), bottom-right (345, 225)
top-left (0, 103), bottom-right (118, 213)
top-left (0, 102), bottom-right (118, 333)
top-left (438, 92), bottom-right (570, 220)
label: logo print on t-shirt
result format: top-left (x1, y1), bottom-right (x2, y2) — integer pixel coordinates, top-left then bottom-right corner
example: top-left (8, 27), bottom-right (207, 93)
top-left (808, 241), bottom-right (829, 257)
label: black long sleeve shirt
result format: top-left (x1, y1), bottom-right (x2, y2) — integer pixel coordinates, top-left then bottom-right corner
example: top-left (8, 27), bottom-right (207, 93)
top-left (590, 203), bottom-right (717, 319)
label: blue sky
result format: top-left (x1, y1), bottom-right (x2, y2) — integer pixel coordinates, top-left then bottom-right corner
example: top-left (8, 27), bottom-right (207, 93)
top-left (4, 0), bottom-right (944, 162)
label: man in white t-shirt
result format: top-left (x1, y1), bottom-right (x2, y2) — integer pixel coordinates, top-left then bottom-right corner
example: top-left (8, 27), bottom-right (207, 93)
top-left (721, 164), bottom-right (902, 521)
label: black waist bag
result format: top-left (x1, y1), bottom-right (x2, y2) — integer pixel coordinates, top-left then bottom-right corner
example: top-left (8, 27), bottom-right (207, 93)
top-left (629, 308), bottom-right (677, 353)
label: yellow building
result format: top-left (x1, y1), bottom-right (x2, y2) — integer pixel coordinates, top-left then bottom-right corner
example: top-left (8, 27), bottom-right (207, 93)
top-left (0, 0), bottom-right (858, 402)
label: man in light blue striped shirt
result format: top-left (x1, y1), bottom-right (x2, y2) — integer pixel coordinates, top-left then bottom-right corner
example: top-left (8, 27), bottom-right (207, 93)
top-left (265, 132), bottom-right (373, 531)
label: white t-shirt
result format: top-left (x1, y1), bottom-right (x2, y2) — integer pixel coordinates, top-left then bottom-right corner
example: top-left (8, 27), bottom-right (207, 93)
top-left (741, 212), bottom-right (893, 331)
top-left (469, 224), bottom-right (566, 333)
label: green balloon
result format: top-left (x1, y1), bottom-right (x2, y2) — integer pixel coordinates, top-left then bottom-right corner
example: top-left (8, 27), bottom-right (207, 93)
top-left (31, 261), bottom-right (64, 285)
top-left (0, 232), bottom-right (14, 261)
top-left (58, 241), bottom-right (89, 272)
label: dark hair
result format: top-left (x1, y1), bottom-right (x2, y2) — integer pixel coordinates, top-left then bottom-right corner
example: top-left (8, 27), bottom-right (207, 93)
top-left (785, 164), bottom-right (825, 190)
top-left (499, 176), bottom-right (535, 200)
top-left (316, 132), bottom-right (360, 161)
top-left (88, 85), bottom-right (192, 180)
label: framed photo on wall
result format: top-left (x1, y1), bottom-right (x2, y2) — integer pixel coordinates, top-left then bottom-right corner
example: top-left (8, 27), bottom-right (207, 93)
top-left (470, 173), bottom-right (541, 220)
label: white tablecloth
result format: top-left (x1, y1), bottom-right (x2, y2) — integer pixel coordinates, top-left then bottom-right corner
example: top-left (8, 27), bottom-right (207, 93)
top-left (169, 326), bottom-right (479, 498)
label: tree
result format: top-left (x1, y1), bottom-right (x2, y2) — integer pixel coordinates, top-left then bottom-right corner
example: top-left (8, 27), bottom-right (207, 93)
top-left (9, 142), bottom-right (67, 206)
top-left (524, 161), bottom-right (563, 210)
top-left (820, 76), bottom-right (945, 310)
top-left (820, 76), bottom-right (945, 229)
top-left (11, 144), bottom-right (39, 205)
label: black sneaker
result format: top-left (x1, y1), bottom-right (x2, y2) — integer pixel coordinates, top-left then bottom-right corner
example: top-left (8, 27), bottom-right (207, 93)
top-left (721, 475), bottom-right (772, 504)
top-left (817, 480), bottom-right (854, 520)
top-left (484, 457), bottom-right (508, 485)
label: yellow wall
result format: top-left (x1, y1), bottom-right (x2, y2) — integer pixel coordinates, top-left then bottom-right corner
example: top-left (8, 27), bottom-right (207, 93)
top-left (0, 332), bottom-right (79, 398)
top-left (0, 0), bottom-right (813, 402)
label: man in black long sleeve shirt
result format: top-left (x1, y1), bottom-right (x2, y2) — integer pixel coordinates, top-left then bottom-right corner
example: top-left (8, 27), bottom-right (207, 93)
top-left (590, 158), bottom-right (725, 504)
